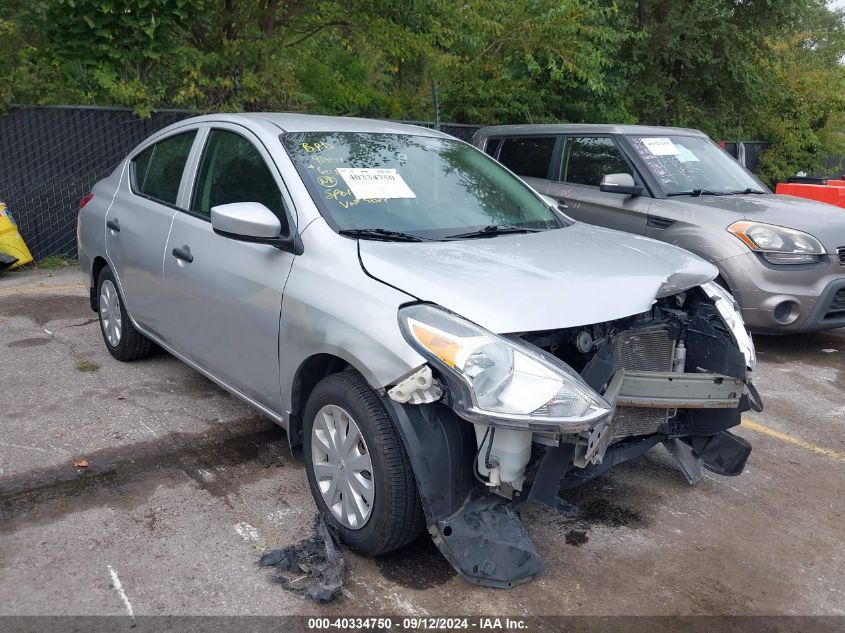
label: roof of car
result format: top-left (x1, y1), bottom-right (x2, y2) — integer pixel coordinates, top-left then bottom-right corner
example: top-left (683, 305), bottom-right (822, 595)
top-left (473, 123), bottom-right (707, 138)
top-left (172, 112), bottom-right (452, 137)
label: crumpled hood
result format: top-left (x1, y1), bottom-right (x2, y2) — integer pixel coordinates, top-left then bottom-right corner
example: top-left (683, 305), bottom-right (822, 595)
top-left (359, 223), bottom-right (717, 332)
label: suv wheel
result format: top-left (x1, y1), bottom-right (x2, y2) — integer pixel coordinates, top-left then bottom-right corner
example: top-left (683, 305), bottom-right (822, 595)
top-left (303, 371), bottom-right (425, 555)
top-left (97, 266), bottom-right (153, 361)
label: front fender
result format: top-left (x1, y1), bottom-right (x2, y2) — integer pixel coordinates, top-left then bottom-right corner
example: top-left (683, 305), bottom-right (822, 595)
top-left (278, 219), bottom-right (425, 416)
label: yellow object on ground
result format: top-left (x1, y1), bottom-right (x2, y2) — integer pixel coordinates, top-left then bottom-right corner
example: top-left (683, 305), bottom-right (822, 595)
top-left (0, 202), bottom-right (34, 269)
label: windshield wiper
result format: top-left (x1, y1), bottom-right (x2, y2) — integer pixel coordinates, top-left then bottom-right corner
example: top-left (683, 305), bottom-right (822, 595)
top-left (339, 228), bottom-right (432, 242)
top-left (727, 188), bottom-right (767, 195)
top-left (666, 189), bottom-right (727, 197)
top-left (444, 224), bottom-right (546, 240)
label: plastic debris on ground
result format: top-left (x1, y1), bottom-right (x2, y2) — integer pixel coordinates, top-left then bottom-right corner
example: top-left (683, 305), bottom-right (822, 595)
top-left (0, 253), bottom-right (17, 272)
top-left (259, 514), bottom-right (349, 603)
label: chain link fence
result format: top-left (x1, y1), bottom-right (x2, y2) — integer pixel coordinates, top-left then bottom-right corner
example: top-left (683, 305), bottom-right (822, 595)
top-left (0, 106), bottom-right (482, 261)
top-left (822, 154), bottom-right (845, 179)
top-left (0, 107), bottom-right (196, 260)
top-left (720, 141), bottom-right (770, 174)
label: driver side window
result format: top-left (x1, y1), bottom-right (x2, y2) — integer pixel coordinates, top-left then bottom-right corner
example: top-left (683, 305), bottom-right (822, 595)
top-left (191, 130), bottom-right (287, 232)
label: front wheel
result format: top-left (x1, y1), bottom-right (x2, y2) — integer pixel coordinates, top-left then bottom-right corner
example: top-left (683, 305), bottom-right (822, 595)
top-left (303, 371), bottom-right (424, 555)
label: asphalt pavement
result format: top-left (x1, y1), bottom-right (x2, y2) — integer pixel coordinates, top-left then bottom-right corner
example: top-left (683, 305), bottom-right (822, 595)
top-left (1, 268), bottom-right (842, 617)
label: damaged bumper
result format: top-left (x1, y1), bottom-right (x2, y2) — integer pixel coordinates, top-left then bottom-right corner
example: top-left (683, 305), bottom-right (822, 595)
top-left (384, 282), bottom-right (760, 588)
top-left (568, 367), bottom-right (749, 471)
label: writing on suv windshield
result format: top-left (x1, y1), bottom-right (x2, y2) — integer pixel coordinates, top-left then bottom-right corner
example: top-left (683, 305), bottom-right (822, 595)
top-left (628, 136), bottom-right (765, 196)
top-left (282, 132), bottom-right (561, 240)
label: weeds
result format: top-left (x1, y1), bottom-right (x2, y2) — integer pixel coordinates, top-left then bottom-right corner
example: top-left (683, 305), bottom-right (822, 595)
top-left (75, 359), bottom-right (100, 372)
top-left (38, 255), bottom-right (76, 269)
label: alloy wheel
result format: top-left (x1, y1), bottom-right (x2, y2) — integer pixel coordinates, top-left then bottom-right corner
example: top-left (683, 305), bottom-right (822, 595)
top-left (99, 279), bottom-right (122, 347)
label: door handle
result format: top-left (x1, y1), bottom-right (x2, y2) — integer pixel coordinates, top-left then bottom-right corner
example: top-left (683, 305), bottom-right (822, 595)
top-left (106, 218), bottom-right (120, 232)
top-left (171, 246), bottom-right (193, 263)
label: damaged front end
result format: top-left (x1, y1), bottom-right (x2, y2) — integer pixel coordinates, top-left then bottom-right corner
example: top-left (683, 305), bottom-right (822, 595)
top-left (382, 281), bottom-right (760, 588)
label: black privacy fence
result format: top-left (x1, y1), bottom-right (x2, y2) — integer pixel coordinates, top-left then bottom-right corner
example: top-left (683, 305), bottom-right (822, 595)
top-left (0, 106), bottom-right (482, 261)
top-left (0, 107), bottom-right (194, 260)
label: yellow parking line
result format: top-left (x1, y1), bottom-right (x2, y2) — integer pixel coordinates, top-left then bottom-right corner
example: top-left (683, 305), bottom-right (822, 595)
top-left (741, 418), bottom-right (845, 462)
top-left (0, 282), bottom-right (85, 297)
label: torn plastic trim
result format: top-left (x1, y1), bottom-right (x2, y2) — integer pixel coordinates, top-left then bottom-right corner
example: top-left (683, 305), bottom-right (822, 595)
top-left (387, 365), bottom-right (442, 404)
top-left (663, 438), bottom-right (703, 484)
top-left (701, 281), bottom-right (756, 371)
top-left (690, 430), bottom-right (751, 476)
top-left (379, 397), bottom-right (542, 588)
top-left (429, 492), bottom-right (542, 589)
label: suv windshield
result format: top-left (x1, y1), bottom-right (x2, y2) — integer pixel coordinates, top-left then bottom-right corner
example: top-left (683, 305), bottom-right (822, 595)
top-left (282, 132), bottom-right (562, 240)
top-left (626, 135), bottom-right (766, 196)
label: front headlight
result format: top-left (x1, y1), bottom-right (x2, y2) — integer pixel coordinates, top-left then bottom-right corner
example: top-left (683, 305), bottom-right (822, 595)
top-left (398, 304), bottom-right (611, 432)
top-left (701, 282), bottom-right (756, 372)
top-left (727, 221), bottom-right (825, 264)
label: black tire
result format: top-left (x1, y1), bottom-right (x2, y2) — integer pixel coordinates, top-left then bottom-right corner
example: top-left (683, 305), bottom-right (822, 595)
top-left (97, 266), bottom-right (153, 362)
top-left (303, 370), bottom-right (425, 555)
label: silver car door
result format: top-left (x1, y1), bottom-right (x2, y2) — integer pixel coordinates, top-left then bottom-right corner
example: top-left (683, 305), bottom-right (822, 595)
top-left (104, 129), bottom-right (198, 337)
top-left (159, 124), bottom-right (297, 412)
top-left (547, 136), bottom-right (651, 235)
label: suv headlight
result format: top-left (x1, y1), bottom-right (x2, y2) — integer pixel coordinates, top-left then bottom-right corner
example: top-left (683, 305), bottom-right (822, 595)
top-left (701, 282), bottom-right (756, 371)
top-left (727, 221), bottom-right (825, 264)
top-left (398, 304), bottom-right (611, 432)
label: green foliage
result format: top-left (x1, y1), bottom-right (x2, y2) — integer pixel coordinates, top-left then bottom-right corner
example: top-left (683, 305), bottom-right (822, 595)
top-left (752, 2), bottom-right (845, 183)
top-left (2, 0), bottom-right (845, 179)
top-left (38, 255), bottom-right (77, 269)
top-left (433, 0), bottom-right (625, 124)
top-left (75, 359), bottom-right (101, 372)
top-left (607, 0), bottom-right (845, 183)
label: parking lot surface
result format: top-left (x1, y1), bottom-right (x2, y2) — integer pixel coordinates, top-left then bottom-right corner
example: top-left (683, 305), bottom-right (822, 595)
top-left (1, 268), bottom-right (843, 617)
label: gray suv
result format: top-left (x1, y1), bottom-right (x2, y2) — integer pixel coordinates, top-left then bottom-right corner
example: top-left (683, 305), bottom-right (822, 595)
top-left (79, 114), bottom-right (757, 588)
top-left (472, 124), bottom-right (845, 333)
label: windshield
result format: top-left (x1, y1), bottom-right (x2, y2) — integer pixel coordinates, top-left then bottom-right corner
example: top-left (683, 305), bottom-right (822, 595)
top-left (626, 135), bottom-right (765, 196)
top-left (282, 132), bottom-right (562, 239)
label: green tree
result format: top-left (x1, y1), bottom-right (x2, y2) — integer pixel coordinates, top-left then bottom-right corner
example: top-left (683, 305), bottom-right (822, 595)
top-left (3, 0), bottom-right (845, 182)
top-left (434, 0), bottom-right (625, 124)
top-left (607, 0), bottom-right (845, 183)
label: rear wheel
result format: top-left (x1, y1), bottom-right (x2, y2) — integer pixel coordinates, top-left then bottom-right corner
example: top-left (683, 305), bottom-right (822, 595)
top-left (97, 266), bottom-right (153, 361)
top-left (303, 371), bottom-right (425, 555)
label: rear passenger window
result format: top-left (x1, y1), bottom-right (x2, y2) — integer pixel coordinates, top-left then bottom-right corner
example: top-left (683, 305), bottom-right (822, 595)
top-left (191, 130), bottom-right (286, 228)
top-left (130, 131), bottom-right (197, 205)
top-left (561, 137), bottom-right (631, 186)
top-left (497, 137), bottom-right (556, 179)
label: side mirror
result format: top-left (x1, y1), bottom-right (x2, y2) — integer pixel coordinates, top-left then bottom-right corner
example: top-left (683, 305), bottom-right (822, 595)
top-left (599, 173), bottom-right (644, 196)
top-left (211, 202), bottom-right (303, 255)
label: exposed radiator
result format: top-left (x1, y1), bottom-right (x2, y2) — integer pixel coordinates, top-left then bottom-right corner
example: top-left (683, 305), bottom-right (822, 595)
top-left (610, 325), bottom-right (674, 439)
top-left (611, 325), bottom-right (675, 372)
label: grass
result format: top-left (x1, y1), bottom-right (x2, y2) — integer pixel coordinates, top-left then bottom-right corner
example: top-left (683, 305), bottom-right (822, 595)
top-left (75, 359), bottom-right (101, 372)
top-left (38, 255), bottom-right (77, 269)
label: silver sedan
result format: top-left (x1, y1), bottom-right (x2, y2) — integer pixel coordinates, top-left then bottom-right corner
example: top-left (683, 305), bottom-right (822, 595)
top-left (78, 114), bottom-right (758, 588)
